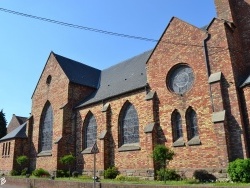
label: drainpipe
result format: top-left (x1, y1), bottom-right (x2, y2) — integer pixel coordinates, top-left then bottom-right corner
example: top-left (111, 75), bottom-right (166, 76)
top-left (203, 33), bottom-right (215, 112)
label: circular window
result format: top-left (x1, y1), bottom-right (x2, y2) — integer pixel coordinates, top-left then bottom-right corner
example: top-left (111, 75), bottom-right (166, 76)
top-left (167, 65), bottom-right (194, 94)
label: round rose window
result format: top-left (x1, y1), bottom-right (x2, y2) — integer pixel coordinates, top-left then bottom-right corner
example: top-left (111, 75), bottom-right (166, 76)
top-left (167, 65), bottom-right (194, 94)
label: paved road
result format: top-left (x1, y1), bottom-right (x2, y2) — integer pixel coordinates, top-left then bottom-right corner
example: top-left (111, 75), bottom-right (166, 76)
top-left (1, 184), bottom-right (27, 188)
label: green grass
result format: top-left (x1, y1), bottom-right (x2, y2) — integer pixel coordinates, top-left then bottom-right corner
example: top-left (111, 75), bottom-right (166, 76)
top-left (8, 175), bottom-right (250, 187)
top-left (55, 176), bottom-right (250, 187)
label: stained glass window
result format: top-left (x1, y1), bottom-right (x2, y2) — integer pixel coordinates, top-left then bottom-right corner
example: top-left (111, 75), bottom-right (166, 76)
top-left (84, 114), bottom-right (97, 148)
top-left (167, 65), bottom-right (194, 94)
top-left (120, 103), bottom-right (139, 145)
top-left (186, 108), bottom-right (198, 140)
top-left (171, 110), bottom-right (183, 141)
top-left (40, 102), bottom-right (53, 152)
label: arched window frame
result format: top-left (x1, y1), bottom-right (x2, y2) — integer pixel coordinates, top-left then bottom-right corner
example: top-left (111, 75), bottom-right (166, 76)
top-left (38, 101), bottom-right (53, 155)
top-left (171, 110), bottom-right (183, 141)
top-left (82, 112), bottom-right (97, 151)
top-left (118, 101), bottom-right (140, 151)
top-left (185, 107), bottom-right (201, 146)
top-left (171, 110), bottom-right (185, 147)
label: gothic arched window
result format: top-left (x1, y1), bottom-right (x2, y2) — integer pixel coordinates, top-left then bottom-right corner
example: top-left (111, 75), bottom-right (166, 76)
top-left (171, 110), bottom-right (183, 142)
top-left (84, 113), bottom-right (97, 149)
top-left (39, 102), bottom-right (53, 152)
top-left (186, 107), bottom-right (199, 140)
top-left (119, 102), bottom-right (139, 146)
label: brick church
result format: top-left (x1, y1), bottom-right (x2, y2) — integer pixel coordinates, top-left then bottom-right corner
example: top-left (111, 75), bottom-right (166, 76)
top-left (1, 0), bottom-right (250, 178)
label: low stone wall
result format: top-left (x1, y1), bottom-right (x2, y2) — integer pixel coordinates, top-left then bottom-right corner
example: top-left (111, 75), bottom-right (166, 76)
top-left (3, 176), bottom-right (233, 188)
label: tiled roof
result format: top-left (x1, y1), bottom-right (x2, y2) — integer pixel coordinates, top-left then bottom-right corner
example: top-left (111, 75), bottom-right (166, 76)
top-left (53, 53), bottom-right (101, 89)
top-left (76, 50), bottom-right (153, 108)
top-left (0, 123), bottom-right (27, 142)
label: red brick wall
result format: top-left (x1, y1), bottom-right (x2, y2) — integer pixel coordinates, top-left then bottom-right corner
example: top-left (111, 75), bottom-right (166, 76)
top-left (207, 18), bottom-right (248, 160)
top-left (31, 53), bottom-right (94, 172)
top-left (146, 18), bottom-right (228, 176)
top-left (76, 89), bottom-right (155, 177)
top-left (0, 140), bottom-right (15, 173)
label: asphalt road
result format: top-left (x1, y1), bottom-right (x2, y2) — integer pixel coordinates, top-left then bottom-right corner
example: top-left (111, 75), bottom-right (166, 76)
top-left (1, 184), bottom-right (27, 188)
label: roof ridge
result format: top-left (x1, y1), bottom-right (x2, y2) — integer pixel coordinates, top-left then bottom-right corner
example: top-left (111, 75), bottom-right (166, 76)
top-left (103, 49), bottom-right (153, 71)
top-left (53, 52), bottom-right (101, 71)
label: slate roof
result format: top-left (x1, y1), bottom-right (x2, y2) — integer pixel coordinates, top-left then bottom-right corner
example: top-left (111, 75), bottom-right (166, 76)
top-left (76, 50), bottom-right (153, 108)
top-left (241, 75), bottom-right (250, 87)
top-left (0, 123), bottom-right (27, 142)
top-left (53, 53), bottom-right (101, 89)
top-left (16, 116), bottom-right (28, 125)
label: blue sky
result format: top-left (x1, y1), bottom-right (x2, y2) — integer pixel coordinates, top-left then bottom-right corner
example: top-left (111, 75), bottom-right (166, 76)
top-left (0, 1), bottom-right (216, 124)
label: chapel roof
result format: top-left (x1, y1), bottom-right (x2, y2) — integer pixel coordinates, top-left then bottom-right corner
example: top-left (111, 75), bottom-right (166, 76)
top-left (53, 53), bottom-right (101, 89)
top-left (0, 123), bottom-right (27, 142)
top-left (76, 49), bottom-right (153, 108)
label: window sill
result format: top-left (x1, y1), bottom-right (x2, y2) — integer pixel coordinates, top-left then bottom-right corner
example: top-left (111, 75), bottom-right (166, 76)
top-left (172, 137), bottom-right (185, 147)
top-left (81, 147), bottom-right (92, 154)
top-left (37, 150), bottom-right (52, 157)
top-left (187, 136), bottom-right (201, 146)
top-left (118, 143), bottom-right (140, 152)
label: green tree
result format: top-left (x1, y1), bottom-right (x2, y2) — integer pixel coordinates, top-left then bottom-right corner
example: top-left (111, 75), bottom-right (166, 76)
top-left (16, 155), bottom-right (29, 175)
top-left (59, 154), bottom-right (75, 179)
top-left (152, 144), bottom-right (175, 183)
top-left (0, 109), bottom-right (7, 139)
top-left (17, 155), bottom-right (28, 168)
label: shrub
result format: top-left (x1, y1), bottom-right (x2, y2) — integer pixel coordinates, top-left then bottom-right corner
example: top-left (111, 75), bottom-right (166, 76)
top-left (16, 155), bottom-right (28, 167)
top-left (10, 170), bottom-right (20, 176)
top-left (56, 170), bottom-right (70, 177)
top-left (72, 171), bottom-right (79, 178)
top-left (115, 174), bottom-right (140, 181)
top-left (193, 169), bottom-right (216, 182)
top-left (152, 145), bottom-right (174, 168)
top-left (21, 167), bottom-right (28, 176)
top-left (156, 168), bottom-right (181, 181)
top-left (32, 168), bottom-right (50, 177)
top-left (104, 166), bottom-right (119, 179)
top-left (228, 158), bottom-right (250, 183)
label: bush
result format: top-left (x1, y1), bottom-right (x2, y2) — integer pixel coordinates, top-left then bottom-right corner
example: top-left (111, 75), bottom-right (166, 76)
top-left (32, 168), bottom-right (50, 177)
top-left (21, 168), bottom-right (28, 176)
top-left (72, 171), bottom-right (79, 178)
top-left (104, 166), bottom-right (119, 179)
top-left (193, 169), bottom-right (216, 182)
top-left (10, 170), bottom-right (20, 176)
top-left (115, 174), bottom-right (140, 181)
top-left (156, 168), bottom-right (180, 181)
top-left (16, 155), bottom-right (28, 167)
top-left (56, 170), bottom-right (70, 177)
top-left (228, 158), bottom-right (250, 183)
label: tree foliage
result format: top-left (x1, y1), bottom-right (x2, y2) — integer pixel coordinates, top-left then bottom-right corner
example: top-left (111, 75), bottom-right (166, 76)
top-left (228, 158), bottom-right (250, 183)
top-left (0, 109), bottom-right (7, 139)
top-left (59, 154), bottom-right (75, 178)
top-left (16, 155), bottom-right (28, 167)
top-left (152, 144), bottom-right (174, 168)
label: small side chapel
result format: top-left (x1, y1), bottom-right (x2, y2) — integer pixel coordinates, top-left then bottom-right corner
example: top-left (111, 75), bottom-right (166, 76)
top-left (1, 0), bottom-right (250, 179)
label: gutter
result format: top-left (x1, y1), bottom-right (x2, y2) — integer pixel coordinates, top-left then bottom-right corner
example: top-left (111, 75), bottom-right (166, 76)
top-left (203, 33), bottom-right (215, 112)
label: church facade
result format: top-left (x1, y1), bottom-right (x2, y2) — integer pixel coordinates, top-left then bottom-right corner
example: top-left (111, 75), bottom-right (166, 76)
top-left (1, 0), bottom-right (250, 178)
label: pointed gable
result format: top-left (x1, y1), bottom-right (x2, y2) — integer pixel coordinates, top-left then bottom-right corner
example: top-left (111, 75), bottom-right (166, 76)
top-left (7, 114), bottom-right (28, 133)
top-left (32, 52), bottom-right (101, 98)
